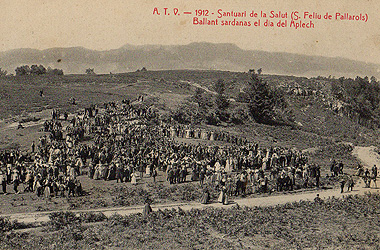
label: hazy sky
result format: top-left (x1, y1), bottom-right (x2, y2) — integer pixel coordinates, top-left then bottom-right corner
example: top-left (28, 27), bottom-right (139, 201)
top-left (1, 0), bottom-right (379, 64)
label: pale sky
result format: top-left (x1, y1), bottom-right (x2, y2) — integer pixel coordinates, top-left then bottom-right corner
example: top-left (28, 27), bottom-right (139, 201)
top-left (1, 0), bottom-right (379, 64)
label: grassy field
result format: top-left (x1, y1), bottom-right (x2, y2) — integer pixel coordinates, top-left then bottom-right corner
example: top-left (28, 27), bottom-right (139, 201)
top-left (0, 73), bottom-right (190, 119)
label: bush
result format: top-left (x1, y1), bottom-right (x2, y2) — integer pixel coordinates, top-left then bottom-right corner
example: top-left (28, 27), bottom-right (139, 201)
top-left (230, 106), bottom-right (250, 124)
top-left (112, 186), bottom-right (153, 206)
top-left (0, 217), bottom-right (27, 233)
top-left (79, 212), bottom-right (107, 223)
top-left (48, 211), bottom-right (81, 230)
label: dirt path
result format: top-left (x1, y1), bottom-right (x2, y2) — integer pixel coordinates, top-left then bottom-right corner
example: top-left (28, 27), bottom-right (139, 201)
top-left (6, 183), bottom-right (378, 224)
top-left (3, 144), bottom-right (380, 224)
top-left (189, 82), bottom-right (217, 95)
top-left (352, 146), bottom-right (380, 168)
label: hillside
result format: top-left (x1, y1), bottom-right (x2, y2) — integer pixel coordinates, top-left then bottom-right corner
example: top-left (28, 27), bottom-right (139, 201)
top-left (0, 43), bottom-right (379, 77)
top-left (1, 70), bottom-right (379, 163)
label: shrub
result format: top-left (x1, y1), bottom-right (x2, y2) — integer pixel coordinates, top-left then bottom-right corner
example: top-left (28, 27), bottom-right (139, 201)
top-left (48, 211), bottom-right (81, 230)
top-left (79, 212), bottom-right (107, 223)
top-left (0, 217), bottom-right (27, 233)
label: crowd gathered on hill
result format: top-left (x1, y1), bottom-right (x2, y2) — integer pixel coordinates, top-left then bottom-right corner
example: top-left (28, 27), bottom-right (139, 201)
top-left (0, 98), bottom-right (375, 203)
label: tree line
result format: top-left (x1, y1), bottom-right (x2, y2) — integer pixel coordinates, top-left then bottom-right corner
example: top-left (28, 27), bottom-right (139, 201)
top-left (331, 75), bottom-right (380, 127)
top-left (15, 65), bottom-right (63, 76)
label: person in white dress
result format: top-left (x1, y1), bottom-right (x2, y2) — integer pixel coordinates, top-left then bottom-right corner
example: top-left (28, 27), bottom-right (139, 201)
top-left (131, 172), bottom-right (138, 185)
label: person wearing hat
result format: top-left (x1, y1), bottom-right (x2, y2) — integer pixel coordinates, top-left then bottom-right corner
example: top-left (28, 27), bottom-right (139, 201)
top-left (314, 194), bottom-right (323, 204)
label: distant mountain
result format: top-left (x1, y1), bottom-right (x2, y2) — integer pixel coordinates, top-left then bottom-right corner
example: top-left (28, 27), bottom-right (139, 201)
top-left (0, 42), bottom-right (379, 77)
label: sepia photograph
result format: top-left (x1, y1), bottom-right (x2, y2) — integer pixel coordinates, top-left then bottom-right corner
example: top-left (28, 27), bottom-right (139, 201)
top-left (0, 0), bottom-right (380, 249)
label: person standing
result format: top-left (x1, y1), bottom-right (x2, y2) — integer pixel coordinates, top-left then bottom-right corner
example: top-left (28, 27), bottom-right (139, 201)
top-left (131, 171), bottom-right (138, 185)
top-left (371, 165), bottom-right (378, 188)
top-left (143, 201), bottom-right (152, 218)
top-left (330, 159), bottom-right (336, 177)
top-left (152, 168), bottom-right (157, 183)
top-left (139, 163), bottom-right (144, 179)
top-left (364, 168), bottom-right (371, 188)
top-left (13, 172), bottom-right (20, 194)
top-left (200, 189), bottom-right (210, 204)
top-left (315, 165), bottom-right (321, 188)
top-left (199, 169), bottom-right (205, 186)
top-left (221, 186), bottom-right (229, 205)
top-left (116, 162), bottom-right (124, 183)
top-left (346, 175), bottom-right (354, 192)
top-left (340, 178), bottom-right (346, 193)
top-left (0, 171), bottom-right (7, 195)
top-left (31, 141), bottom-right (35, 153)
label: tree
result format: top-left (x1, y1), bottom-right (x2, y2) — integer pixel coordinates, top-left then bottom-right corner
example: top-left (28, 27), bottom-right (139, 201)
top-left (171, 101), bottom-right (202, 125)
top-left (370, 76), bottom-right (377, 84)
top-left (30, 64), bottom-right (46, 75)
top-left (85, 68), bottom-right (95, 75)
top-left (15, 64), bottom-right (62, 76)
top-left (193, 88), bottom-right (207, 109)
top-left (214, 79), bottom-right (226, 94)
top-left (215, 94), bottom-right (230, 111)
top-left (46, 67), bottom-right (64, 75)
top-left (214, 79), bottom-right (230, 111)
top-left (0, 68), bottom-right (7, 77)
top-left (15, 65), bottom-right (31, 76)
top-left (246, 70), bottom-right (276, 124)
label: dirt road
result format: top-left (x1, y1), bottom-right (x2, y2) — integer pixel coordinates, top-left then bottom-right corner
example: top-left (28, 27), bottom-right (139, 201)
top-left (6, 183), bottom-right (378, 224)
top-left (352, 146), bottom-right (380, 168)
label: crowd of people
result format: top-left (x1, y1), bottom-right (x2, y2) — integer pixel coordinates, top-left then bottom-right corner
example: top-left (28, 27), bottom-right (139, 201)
top-left (0, 139), bottom-right (84, 199)
top-left (0, 98), bottom-right (362, 204)
top-left (77, 101), bottom-right (321, 197)
top-left (356, 164), bottom-right (378, 189)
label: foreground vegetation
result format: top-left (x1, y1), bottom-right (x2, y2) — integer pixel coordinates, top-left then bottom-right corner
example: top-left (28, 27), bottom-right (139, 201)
top-left (1, 193), bottom-right (380, 249)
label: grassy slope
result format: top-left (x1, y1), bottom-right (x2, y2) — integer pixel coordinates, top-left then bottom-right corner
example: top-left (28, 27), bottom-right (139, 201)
top-left (1, 70), bottom-right (378, 166)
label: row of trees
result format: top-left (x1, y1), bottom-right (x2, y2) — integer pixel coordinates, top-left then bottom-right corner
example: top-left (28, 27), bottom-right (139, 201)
top-left (15, 65), bottom-right (63, 76)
